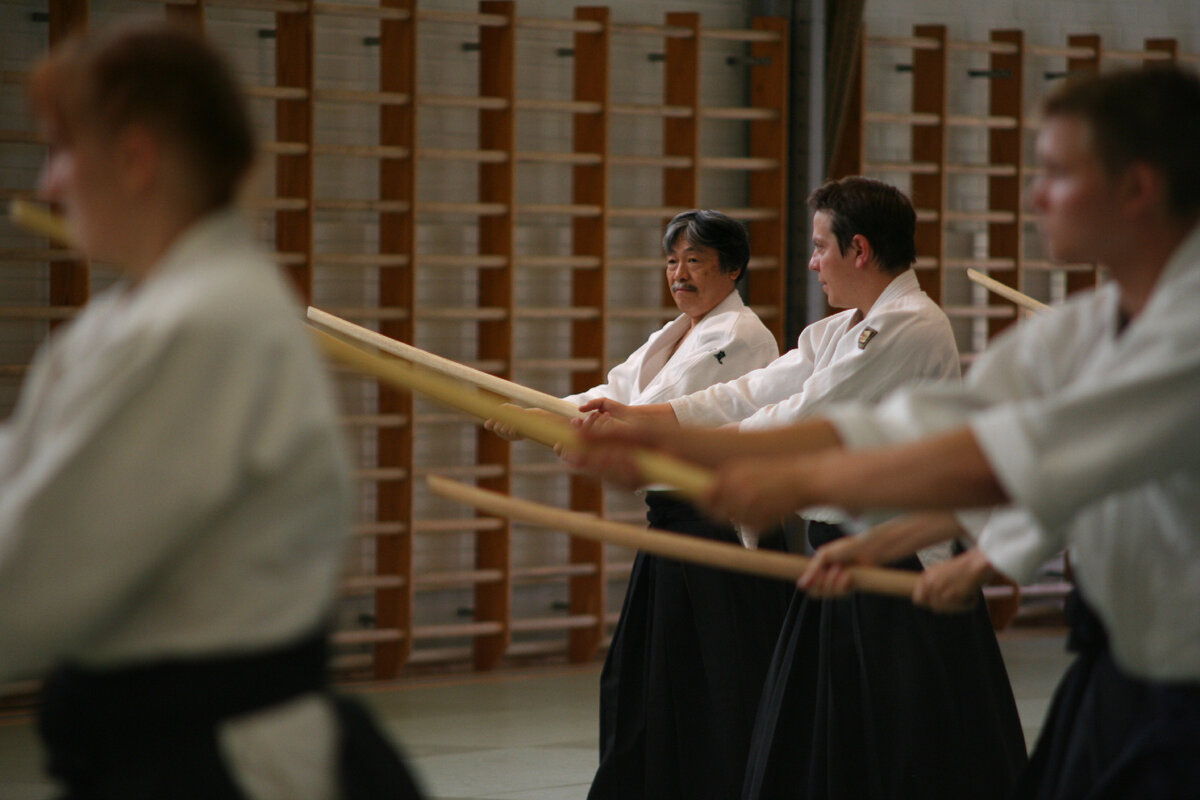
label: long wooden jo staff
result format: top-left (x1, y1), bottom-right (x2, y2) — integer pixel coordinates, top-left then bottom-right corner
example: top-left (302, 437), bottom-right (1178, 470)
top-left (428, 475), bottom-right (919, 598)
top-left (307, 306), bottom-right (584, 419)
top-left (966, 268), bottom-right (1051, 313)
top-left (313, 328), bottom-right (715, 499)
top-left (9, 199), bottom-right (74, 246)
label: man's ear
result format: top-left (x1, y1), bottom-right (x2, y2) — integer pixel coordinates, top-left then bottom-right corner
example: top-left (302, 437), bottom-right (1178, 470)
top-left (1119, 161), bottom-right (1167, 219)
top-left (114, 124), bottom-right (161, 197)
top-left (850, 234), bottom-right (873, 270)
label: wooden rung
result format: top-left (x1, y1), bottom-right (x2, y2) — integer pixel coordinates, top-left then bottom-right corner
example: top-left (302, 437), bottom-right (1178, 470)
top-left (332, 629), bottom-right (405, 646)
top-left (505, 640), bottom-right (568, 657)
top-left (412, 517), bottom-right (506, 533)
top-left (510, 615), bottom-right (599, 633)
top-left (313, 143), bottom-right (411, 159)
top-left (422, 148), bottom-right (508, 163)
top-left (517, 151), bottom-right (603, 165)
top-left (701, 107), bottom-right (780, 121)
top-left (414, 464), bottom-right (506, 480)
top-left (946, 114), bottom-right (1019, 129)
top-left (513, 255), bottom-right (601, 269)
top-left (248, 197), bottom-right (308, 211)
top-left (313, 253), bottom-right (411, 266)
top-left (0, 131), bottom-right (43, 147)
top-left (419, 254), bottom-right (508, 268)
top-left (608, 256), bottom-right (662, 269)
top-left (515, 98), bottom-right (604, 114)
top-left (417, 9), bottom-right (508, 27)
top-left (313, 2), bottom-right (411, 20)
top-left (943, 210), bottom-right (1018, 224)
top-left (748, 256), bottom-right (780, 269)
top-left (609, 22), bottom-right (692, 39)
top-left (413, 411), bottom-right (486, 425)
top-left (340, 413), bottom-right (409, 428)
top-left (915, 209), bottom-right (939, 223)
top-left (355, 467), bottom-right (408, 481)
top-left (946, 163), bottom-right (1019, 177)
top-left (914, 256), bottom-right (939, 269)
top-left (262, 141), bottom-right (309, 156)
top-left (1026, 44), bottom-right (1096, 59)
top-left (607, 205), bottom-right (689, 219)
top-left (515, 203), bottom-right (603, 217)
top-left (317, 306), bottom-right (411, 321)
top-left (244, 85), bottom-right (308, 101)
top-left (0, 248), bottom-right (85, 262)
top-left (942, 305), bottom-right (1018, 320)
top-left (271, 252), bottom-right (308, 266)
top-left (513, 358), bottom-right (602, 371)
top-left (1105, 48), bottom-right (1173, 62)
top-left (0, 306), bottom-right (78, 320)
top-left (513, 306), bottom-right (601, 321)
top-left (1022, 259), bottom-right (1096, 273)
top-left (946, 39), bottom-right (1020, 55)
top-left (406, 645), bottom-right (472, 664)
top-left (354, 521), bottom-right (408, 537)
top-left (340, 574), bottom-right (407, 592)
top-left (605, 558), bottom-right (636, 574)
top-left (511, 563), bottom-right (598, 580)
top-left (943, 257), bottom-right (1017, 269)
top-left (414, 569), bottom-right (505, 588)
top-left (417, 201), bottom-right (508, 216)
top-left (509, 462), bottom-right (566, 476)
top-left (329, 653), bottom-right (372, 671)
top-left (702, 28), bottom-right (783, 44)
top-left (610, 154), bottom-right (692, 168)
top-left (417, 306), bottom-right (507, 321)
top-left (517, 16), bottom-right (603, 34)
top-left (865, 111), bottom-right (941, 126)
top-left (865, 35), bottom-right (942, 51)
top-left (700, 156), bottom-right (780, 171)
top-left (313, 199), bottom-right (412, 213)
top-left (611, 103), bottom-right (692, 118)
top-left (864, 160), bottom-right (940, 174)
top-left (419, 93), bottom-right (508, 111)
top-left (412, 621), bottom-right (505, 640)
top-left (725, 207), bottom-right (780, 222)
top-left (748, 305), bottom-right (779, 319)
top-left (314, 88), bottom-right (411, 106)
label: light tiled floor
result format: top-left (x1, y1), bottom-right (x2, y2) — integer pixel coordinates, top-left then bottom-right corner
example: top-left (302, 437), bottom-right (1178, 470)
top-left (0, 629), bottom-right (1074, 800)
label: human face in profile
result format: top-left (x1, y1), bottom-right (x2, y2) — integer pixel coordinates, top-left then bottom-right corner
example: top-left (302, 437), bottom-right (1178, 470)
top-left (808, 210), bottom-right (861, 310)
top-left (666, 238), bottom-right (738, 323)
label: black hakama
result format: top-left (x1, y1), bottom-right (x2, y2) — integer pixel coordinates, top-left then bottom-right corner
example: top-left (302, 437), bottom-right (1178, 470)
top-left (742, 521), bottom-right (1027, 800)
top-left (38, 630), bottom-right (423, 800)
top-left (587, 494), bottom-right (793, 800)
top-left (1012, 590), bottom-right (1200, 800)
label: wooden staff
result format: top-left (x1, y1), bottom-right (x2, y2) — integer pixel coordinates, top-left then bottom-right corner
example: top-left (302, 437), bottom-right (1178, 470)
top-left (313, 328), bottom-right (715, 499)
top-left (427, 475), bottom-right (920, 598)
top-left (307, 306), bottom-right (584, 418)
top-left (8, 200), bottom-right (73, 246)
top-left (966, 268), bottom-right (1052, 313)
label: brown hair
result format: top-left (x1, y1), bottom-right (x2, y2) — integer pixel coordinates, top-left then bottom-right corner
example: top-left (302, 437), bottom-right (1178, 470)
top-left (1042, 65), bottom-right (1200, 218)
top-left (29, 21), bottom-right (255, 213)
top-left (808, 177), bottom-right (916, 273)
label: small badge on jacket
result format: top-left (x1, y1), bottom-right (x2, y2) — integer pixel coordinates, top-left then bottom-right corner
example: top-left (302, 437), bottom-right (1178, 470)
top-left (713, 349), bottom-right (727, 364)
top-left (857, 328), bottom-right (878, 350)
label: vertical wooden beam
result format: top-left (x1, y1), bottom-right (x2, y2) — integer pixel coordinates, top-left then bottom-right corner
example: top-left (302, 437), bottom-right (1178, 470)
top-left (375, 0), bottom-right (417, 680)
top-left (828, 26), bottom-right (865, 181)
top-left (1144, 38), bottom-right (1177, 63)
top-left (473, 0), bottom-right (515, 672)
top-left (910, 25), bottom-right (947, 306)
top-left (165, 0), bottom-right (205, 31)
top-left (662, 12), bottom-right (701, 309)
top-left (1065, 34), bottom-right (1102, 296)
top-left (274, 6), bottom-right (314, 301)
top-left (48, 0), bottom-right (90, 328)
top-left (748, 16), bottom-right (789, 348)
top-left (567, 5), bottom-right (610, 664)
top-left (987, 29), bottom-right (1024, 339)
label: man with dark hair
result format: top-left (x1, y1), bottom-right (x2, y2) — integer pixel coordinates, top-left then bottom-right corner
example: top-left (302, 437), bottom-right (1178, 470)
top-left (490, 209), bottom-right (784, 800)
top-left (585, 65), bottom-right (1200, 800)
top-left (579, 176), bottom-right (1026, 800)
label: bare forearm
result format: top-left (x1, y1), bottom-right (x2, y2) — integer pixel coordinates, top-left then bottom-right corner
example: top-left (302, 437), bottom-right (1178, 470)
top-left (661, 418), bottom-right (843, 468)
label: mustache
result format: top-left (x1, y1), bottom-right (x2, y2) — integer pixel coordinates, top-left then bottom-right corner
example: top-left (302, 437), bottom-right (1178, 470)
top-left (671, 282), bottom-right (698, 293)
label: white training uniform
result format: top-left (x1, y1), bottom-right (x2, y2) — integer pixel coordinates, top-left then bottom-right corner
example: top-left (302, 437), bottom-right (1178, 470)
top-left (0, 212), bottom-right (354, 799)
top-left (827, 223), bottom-right (1200, 682)
top-left (565, 288), bottom-right (779, 408)
top-left (666, 269), bottom-right (960, 548)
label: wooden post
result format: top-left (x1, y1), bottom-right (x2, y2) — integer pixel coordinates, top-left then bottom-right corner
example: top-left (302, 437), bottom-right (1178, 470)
top-left (473, 0), bottom-right (516, 671)
top-left (275, 5), bottom-right (314, 300)
top-left (662, 12), bottom-right (701, 308)
top-left (748, 17), bottom-right (789, 347)
top-left (1064, 34), bottom-right (1102, 296)
top-left (910, 25), bottom-right (948, 306)
top-left (374, 0), bottom-right (417, 679)
top-left (567, 5), bottom-right (611, 664)
top-left (986, 29), bottom-right (1025, 339)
